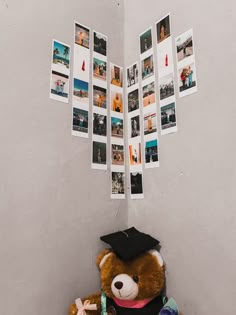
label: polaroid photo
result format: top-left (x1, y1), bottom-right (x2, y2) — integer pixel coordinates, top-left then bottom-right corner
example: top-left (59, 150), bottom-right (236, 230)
top-left (127, 63), bottom-right (138, 88)
top-left (93, 113), bottom-right (107, 137)
top-left (73, 44), bottom-right (90, 82)
top-left (111, 172), bottom-right (125, 198)
top-left (111, 117), bottom-right (124, 139)
top-left (144, 111), bottom-right (157, 136)
top-left (141, 55), bottom-right (154, 81)
top-left (93, 85), bottom-right (107, 109)
top-left (73, 78), bottom-right (89, 106)
top-left (93, 31), bottom-right (107, 57)
top-left (75, 22), bottom-right (90, 49)
top-left (92, 141), bottom-right (107, 170)
top-left (129, 115), bottom-right (140, 139)
top-left (111, 91), bottom-right (123, 113)
top-left (93, 57), bottom-right (107, 81)
top-left (159, 73), bottom-right (175, 101)
top-left (145, 138), bottom-right (159, 168)
top-left (50, 70), bottom-right (69, 103)
top-left (160, 102), bottom-right (177, 135)
top-left (111, 144), bottom-right (124, 166)
top-left (156, 14), bottom-right (171, 44)
top-left (130, 172), bottom-right (144, 199)
top-left (176, 29), bottom-right (194, 64)
top-left (72, 107), bottom-right (89, 137)
top-left (178, 62), bottom-right (197, 97)
top-left (140, 28), bottom-right (153, 55)
top-left (156, 36), bottom-right (174, 77)
top-left (52, 40), bottom-right (70, 75)
top-left (128, 89), bottom-right (139, 113)
top-left (129, 142), bottom-right (142, 166)
top-left (111, 63), bottom-right (123, 88)
top-left (142, 81), bottom-right (156, 107)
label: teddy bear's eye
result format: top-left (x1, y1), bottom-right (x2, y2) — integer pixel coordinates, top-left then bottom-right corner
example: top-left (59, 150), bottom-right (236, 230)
top-left (133, 276), bottom-right (139, 283)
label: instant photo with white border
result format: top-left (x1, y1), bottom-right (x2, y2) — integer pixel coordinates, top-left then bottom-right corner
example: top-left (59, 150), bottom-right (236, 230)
top-left (160, 100), bottom-right (177, 135)
top-left (51, 39), bottom-right (71, 76)
top-left (91, 139), bottom-right (107, 170)
top-left (50, 69), bottom-right (70, 103)
top-left (130, 171), bottom-right (144, 199)
top-left (144, 133), bottom-right (160, 168)
top-left (111, 171), bottom-right (126, 199)
top-left (71, 106), bottom-right (89, 138)
top-left (139, 27), bottom-right (154, 59)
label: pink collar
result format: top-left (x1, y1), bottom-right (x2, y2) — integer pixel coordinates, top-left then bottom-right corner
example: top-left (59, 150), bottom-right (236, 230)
top-left (113, 297), bottom-right (153, 309)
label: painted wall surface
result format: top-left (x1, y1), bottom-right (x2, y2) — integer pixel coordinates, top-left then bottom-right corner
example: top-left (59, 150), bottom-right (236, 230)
top-left (0, 1), bottom-right (126, 315)
top-left (124, 1), bottom-right (236, 314)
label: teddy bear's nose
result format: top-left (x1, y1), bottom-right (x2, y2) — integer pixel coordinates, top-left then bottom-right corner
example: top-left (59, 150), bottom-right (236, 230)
top-left (114, 281), bottom-right (123, 290)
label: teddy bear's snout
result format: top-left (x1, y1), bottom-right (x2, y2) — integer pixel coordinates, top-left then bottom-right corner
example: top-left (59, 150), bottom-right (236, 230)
top-left (114, 281), bottom-right (123, 289)
top-left (111, 274), bottom-right (139, 300)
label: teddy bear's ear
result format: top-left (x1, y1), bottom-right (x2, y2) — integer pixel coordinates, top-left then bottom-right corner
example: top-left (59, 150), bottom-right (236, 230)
top-left (96, 249), bottom-right (113, 269)
top-left (148, 249), bottom-right (164, 267)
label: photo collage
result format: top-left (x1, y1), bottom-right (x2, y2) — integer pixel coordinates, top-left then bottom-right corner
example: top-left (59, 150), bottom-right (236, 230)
top-left (156, 14), bottom-right (177, 135)
top-left (92, 30), bottom-right (108, 170)
top-left (140, 26), bottom-right (159, 172)
top-left (127, 60), bottom-right (143, 199)
top-left (110, 62), bottom-right (125, 199)
top-left (72, 23), bottom-right (90, 138)
top-left (49, 17), bottom-right (198, 200)
top-left (50, 39), bottom-right (71, 103)
top-left (175, 29), bottom-right (197, 97)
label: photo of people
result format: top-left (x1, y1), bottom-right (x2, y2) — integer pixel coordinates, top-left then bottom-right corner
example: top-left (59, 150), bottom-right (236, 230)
top-left (111, 117), bottom-right (123, 138)
top-left (130, 172), bottom-right (143, 195)
top-left (128, 89), bottom-right (139, 112)
top-left (112, 172), bottom-right (125, 195)
top-left (130, 115), bottom-right (140, 138)
top-left (159, 74), bottom-right (174, 100)
top-left (129, 142), bottom-right (141, 165)
top-left (111, 91), bottom-right (123, 113)
top-left (92, 141), bottom-right (106, 165)
top-left (140, 28), bottom-right (152, 54)
top-left (127, 63), bottom-right (138, 87)
top-left (52, 40), bottom-right (70, 69)
top-left (143, 82), bottom-right (156, 107)
top-left (176, 29), bottom-right (193, 62)
top-left (112, 144), bottom-right (124, 166)
top-left (111, 64), bottom-right (123, 87)
top-left (50, 70), bottom-right (69, 100)
top-left (145, 139), bottom-right (158, 164)
top-left (178, 63), bottom-right (196, 93)
top-left (156, 15), bottom-right (170, 44)
top-left (72, 108), bottom-right (88, 134)
top-left (161, 102), bottom-right (176, 130)
top-left (144, 112), bottom-right (157, 135)
top-left (93, 113), bottom-right (107, 136)
top-left (93, 85), bottom-right (106, 108)
top-left (73, 78), bottom-right (89, 104)
top-left (75, 23), bottom-right (90, 49)
top-left (93, 57), bottom-right (107, 81)
top-left (141, 55), bottom-right (154, 80)
top-left (93, 31), bottom-right (107, 56)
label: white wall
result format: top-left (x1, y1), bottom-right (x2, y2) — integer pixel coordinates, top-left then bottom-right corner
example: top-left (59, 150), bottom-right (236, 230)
top-left (0, 1), bottom-right (127, 315)
top-left (124, 1), bottom-right (236, 314)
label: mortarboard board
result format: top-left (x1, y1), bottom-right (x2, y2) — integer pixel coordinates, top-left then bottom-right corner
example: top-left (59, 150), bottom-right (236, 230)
top-left (100, 227), bottom-right (160, 261)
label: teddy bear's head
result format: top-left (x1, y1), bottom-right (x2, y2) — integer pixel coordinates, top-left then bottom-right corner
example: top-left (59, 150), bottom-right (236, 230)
top-left (96, 249), bottom-right (165, 301)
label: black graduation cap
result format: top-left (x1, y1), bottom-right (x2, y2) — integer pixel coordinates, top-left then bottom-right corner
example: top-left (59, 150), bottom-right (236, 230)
top-left (100, 227), bottom-right (160, 261)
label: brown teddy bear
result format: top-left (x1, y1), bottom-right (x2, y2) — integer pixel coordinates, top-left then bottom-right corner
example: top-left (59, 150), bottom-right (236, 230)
top-left (69, 228), bottom-right (180, 315)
